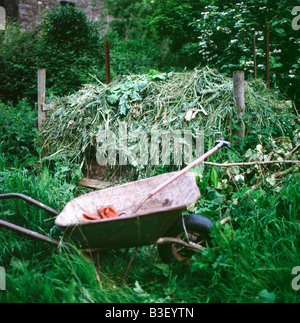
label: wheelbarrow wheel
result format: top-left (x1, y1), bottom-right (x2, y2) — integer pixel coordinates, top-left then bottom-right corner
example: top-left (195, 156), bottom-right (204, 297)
top-left (158, 214), bottom-right (213, 264)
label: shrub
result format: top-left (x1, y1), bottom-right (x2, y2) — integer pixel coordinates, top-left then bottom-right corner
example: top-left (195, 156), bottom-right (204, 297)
top-left (194, 1), bottom-right (299, 105)
top-left (0, 23), bottom-right (42, 103)
top-left (0, 99), bottom-right (38, 165)
top-left (39, 4), bottom-right (104, 97)
top-left (0, 5), bottom-right (105, 104)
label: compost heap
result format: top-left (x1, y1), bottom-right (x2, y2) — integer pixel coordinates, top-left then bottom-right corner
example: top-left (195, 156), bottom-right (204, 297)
top-left (41, 67), bottom-right (295, 177)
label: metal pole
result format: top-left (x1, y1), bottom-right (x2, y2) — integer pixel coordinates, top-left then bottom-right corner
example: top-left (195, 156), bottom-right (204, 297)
top-left (265, 24), bottom-right (270, 89)
top-left (104, 40), bottom-right (110, 84)
top-left (253, 32), bottom-right (257, 79)
top-left (0, 219), bottom-right (60, 246)
top-left (0, 193), bottom-right (59, 215)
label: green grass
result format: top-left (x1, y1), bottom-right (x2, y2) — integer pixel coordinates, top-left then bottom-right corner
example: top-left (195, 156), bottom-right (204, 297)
top-left (0, 157), bottom-right (299, 303)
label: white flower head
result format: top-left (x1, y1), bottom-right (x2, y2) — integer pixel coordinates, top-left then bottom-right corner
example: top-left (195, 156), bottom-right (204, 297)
top-left (234, 174), bottom-right (244, 181)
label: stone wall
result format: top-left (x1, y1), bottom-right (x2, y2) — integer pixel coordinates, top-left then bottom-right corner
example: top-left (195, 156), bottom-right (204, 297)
top-left (0, 0), bottom-right (106, 30)
top-left (0, 0), bottom-right (17, 21)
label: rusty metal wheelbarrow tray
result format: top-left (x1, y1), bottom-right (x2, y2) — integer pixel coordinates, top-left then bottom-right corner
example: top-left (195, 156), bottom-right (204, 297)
top-left (0, 171), bottom-right (200, 250)
top-left (55, 171), bottom-right (200, 250)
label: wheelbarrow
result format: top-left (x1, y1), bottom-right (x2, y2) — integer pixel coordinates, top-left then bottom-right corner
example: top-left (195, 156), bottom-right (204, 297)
top-left (0, 140), bottom-right (230, 264)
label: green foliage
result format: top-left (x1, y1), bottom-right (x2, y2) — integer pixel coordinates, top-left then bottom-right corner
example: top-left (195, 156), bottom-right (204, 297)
top-left (106, 72), bottom-right (172, 115)
top-left (42, 4), bottom-right (100, 48)
top-left (103, 0), bottom-right (152, 40)
top-left (103, 35), bottom-right (175, 78)
top-left (0, 5), bottom-right (105, 104)
top-left (103, 0), bottom-right (207, 69)
top-left (190, 174), bottom-right (300, 302)
top-left (148, 0), bottom-right (205, 52)
top-left (39, 4), bottom-right (104, 97)
top-left (0, 99), bottom-right (38, 165)
top-left (194, 0), bottom-right (299, 104)
top-left (0, 23), bottom-right (43, 103)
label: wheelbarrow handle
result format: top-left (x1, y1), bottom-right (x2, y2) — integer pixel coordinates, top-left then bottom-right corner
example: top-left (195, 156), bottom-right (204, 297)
top-left (0, 193), bottom-right (60, 246)
top-left (0, 193), bottom-right (59, 215)
top-left (215, 140), bottom-right (231, 149)
top-left (0, 219), bottom-right (60, 246)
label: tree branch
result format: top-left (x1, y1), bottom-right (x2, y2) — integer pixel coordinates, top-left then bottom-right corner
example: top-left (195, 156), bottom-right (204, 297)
top-left (204, 160), bottom-right (300, 167)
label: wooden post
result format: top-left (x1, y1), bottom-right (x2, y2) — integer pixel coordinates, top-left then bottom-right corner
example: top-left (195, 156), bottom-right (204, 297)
top-left (37, 68), bottom-right (46, 131)
top-left (233, 71), bottom-right (245, 143)
top-left (104, 40), bottom-right (110, 85)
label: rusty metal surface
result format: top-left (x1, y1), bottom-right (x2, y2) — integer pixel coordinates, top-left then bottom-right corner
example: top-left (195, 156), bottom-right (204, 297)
top-left (56, 171), bottom-right (200, 249)
top-left (64, 208), bottom-right (184, 249)
top-left (0, 219), bottom-right (59, 246)
top-left (265, 24), bottom-right (270, 89)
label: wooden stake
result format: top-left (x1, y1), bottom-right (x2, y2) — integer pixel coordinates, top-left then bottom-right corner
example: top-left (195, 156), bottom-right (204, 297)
top-left (37, 68), bottom-right (46, 131)
top-left (233, 71), bottom-right (245, 143)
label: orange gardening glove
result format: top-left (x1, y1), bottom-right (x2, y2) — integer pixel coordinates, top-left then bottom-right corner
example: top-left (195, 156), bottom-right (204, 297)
top-left (97, 205), bottom-right (119, 219)
top-left (82, 212), bottom-right (102, 221)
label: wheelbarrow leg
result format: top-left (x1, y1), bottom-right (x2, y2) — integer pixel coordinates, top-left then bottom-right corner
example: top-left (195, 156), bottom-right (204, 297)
top-left (120, 247), bottom-right (138, 286)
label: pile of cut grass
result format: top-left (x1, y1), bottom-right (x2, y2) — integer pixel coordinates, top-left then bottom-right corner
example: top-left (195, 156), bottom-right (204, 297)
top-left (41, 67), bottom-right (293, 177)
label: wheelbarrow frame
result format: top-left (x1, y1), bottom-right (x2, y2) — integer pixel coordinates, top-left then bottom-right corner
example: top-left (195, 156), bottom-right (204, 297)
top-left (0, 192), bottom-right (205, 252)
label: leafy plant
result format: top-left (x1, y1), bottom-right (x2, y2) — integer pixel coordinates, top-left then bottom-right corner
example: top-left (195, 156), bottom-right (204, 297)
top-left (0, 6), bottom-right (105, 104)
top-left (0, 99), bottom-right (38, 165)
top-left (103, 0), bottom-right (152, 40)
top-left (40, 4), bottom-right (104, 97)
top-left (194, 1), bottom-right (299, 105)
top-left (0, 23), bottom-right (43, 103)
